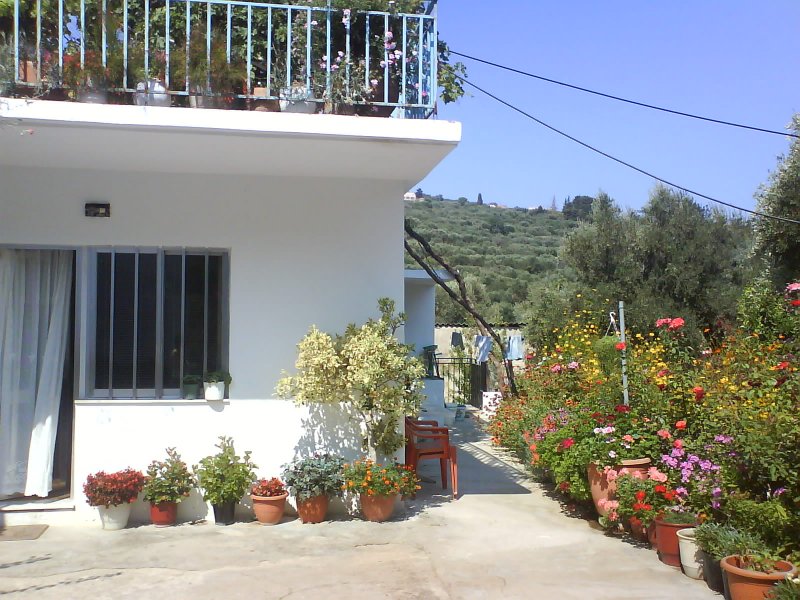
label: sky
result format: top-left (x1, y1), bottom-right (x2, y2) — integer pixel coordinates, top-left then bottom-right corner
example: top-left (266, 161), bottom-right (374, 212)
top-left (417, 0), bottom-right (800, 214)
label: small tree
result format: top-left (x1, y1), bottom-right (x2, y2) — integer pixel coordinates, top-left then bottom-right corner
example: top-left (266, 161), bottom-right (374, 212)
top-left (477, 192), bottom-right (484, 205)
top-left (277, 299), bottom-right (426, 458)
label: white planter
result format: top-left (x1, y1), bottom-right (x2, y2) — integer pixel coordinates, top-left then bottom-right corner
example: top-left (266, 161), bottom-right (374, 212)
top-left (98, 503), bottom-right (132, 530)
top-left (677, 528), bottom-right (704, 579)
top-left (204, 381), bottom-right (225, 400)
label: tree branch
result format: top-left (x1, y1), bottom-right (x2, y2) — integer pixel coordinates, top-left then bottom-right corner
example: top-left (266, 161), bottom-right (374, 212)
top-left (404, 219), bottom-right (518, 396)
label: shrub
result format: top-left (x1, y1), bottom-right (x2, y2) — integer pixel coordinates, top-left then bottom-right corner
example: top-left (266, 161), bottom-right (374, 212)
top-left (342, 460), bottom-right (419, 497)
top-left (281, 454), bottom-right (345, 502)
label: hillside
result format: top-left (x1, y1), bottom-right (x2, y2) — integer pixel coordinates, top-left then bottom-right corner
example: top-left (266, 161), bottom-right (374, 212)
top-left (404, 198), bottom-right (579, 323)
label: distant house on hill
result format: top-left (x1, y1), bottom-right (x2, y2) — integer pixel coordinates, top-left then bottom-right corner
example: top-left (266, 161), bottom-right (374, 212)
top-left (404, 192), bottom-right (419, 202)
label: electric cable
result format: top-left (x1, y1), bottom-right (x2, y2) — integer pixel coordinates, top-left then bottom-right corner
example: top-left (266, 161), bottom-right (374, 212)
top-left (450, 50), bottom-right (798, 140)
top-left (458, 77), bottom-right (800, 225)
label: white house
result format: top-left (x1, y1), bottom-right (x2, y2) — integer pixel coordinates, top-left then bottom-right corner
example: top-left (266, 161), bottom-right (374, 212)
top-left (0, 0), bottom-right (460, 525)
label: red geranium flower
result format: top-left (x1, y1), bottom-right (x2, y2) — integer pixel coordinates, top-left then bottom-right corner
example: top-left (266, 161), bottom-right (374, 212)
top-left (673, 439), bottom-right (683, 449)
top-left (635, 490), bottom-right (646, 502)
top-left (791, 299), bottom-right (800, 307)
top-left (675, 420), bottom-right (687, 430)
top-left (560, 438), bottom-right (575, 450)
top-left (663, 491), bottom-right (676, 501)
top-left (692, 386), bottom-right (705, 401)
top-left (654, 484), bottom-right (667, 494)
top-left (614, 404), bottom-right (631, 413)
top-left (615, 341), bottom-right (626, 351)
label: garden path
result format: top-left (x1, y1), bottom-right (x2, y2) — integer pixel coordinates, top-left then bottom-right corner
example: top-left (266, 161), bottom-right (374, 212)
top-left (0, 414), bottom-right (717, 599)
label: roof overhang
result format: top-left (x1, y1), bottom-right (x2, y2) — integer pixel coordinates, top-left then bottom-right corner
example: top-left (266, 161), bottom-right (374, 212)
top-left (404, 268), bottom-right (454, 286)
top-left (0, 98), bottom-right (461, 183)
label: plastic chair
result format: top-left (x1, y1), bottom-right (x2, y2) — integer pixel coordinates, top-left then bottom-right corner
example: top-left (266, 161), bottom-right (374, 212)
top-left (404, 417), bottom-right (458, 498)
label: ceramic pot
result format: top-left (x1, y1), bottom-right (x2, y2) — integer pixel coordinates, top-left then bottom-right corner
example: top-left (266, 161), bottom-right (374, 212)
top-left (204, 381), bottom-right (225, 400)
top-left (700, 550), bottom-right (726, 594)
top-left (212, 501), bottom-right (236, 525)
top-left (98, 503), bottom-right (132, 530)
top-left (296, 495), bottom-right (329, 524)
top-left (720, 556), bottom-right (796, 600)
top-left (587, 458), bottom-right (650, 517)
top-left (150, 501), bottom-right (178, 527)
top-left (655, 517), bottom-right (697, 567)
top-left (251, 493), bottom-right (287, 525)
top-left (677, 528), bottom-right (703, 579)
top-left (360, 493), bottom-right (397, 522)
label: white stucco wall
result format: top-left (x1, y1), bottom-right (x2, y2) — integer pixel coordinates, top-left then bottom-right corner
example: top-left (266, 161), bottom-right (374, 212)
top-left (0, 165), bottom-right (406, 523)
top-left (403, 281), bottom-right (435, 357)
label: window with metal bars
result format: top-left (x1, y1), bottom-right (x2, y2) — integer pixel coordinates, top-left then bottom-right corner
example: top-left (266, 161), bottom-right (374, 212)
top-left (91, 249), bottom-right (227, 398)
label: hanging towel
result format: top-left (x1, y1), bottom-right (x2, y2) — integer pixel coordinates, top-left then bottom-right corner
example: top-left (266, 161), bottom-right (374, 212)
top-left (505, 335), bottom-right (524, 360)
top-left (474, 335), bottom-right (493, 363)
top-left (451, 331), bottom-right (464, 349)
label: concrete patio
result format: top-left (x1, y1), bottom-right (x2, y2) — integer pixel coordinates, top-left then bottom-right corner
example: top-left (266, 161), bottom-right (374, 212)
top-left (0, 416), bottom-right (717, 599)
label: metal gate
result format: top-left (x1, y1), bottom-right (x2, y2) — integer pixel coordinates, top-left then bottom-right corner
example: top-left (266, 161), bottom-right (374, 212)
top-left (436, 357), bottom-right (487, 408)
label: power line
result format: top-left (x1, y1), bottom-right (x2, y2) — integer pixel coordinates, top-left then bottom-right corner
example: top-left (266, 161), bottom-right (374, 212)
top-left (458, 77), bottom-right (800, 225)
top-left (451, 50), bottom-right (799, 140)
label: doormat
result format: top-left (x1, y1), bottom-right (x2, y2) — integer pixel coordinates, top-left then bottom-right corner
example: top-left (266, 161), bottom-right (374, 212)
top-left (0, 525), bottom-right (49, 541)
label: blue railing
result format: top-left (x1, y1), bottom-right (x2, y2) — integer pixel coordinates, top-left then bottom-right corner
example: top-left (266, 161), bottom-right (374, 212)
top-left (7, 0), bottom-right (437, 117)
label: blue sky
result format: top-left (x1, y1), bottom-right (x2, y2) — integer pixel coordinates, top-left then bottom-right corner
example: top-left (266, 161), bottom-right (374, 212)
top-left (418, 1), bottom-right (800, 213)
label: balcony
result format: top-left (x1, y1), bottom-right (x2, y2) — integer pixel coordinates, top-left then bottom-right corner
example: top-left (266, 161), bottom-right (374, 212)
top-left (2, 0), bottom-right (438, 118)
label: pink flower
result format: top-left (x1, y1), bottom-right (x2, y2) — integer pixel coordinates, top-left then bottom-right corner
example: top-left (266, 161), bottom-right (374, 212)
top-left (647, 467), bottom-right (668, 482)
top-left (622, 435), bottom-right (634, 443)
top-left (675, 420), bottom-right (687, 430)
top-left (656, 318), bottom-right (672, 328)
top-left (603, 467), bottom-right (619, 482)
top-left (786, 282), bottom-right (800, 293)
top-left (673, 439), bottom-right (684, 449)
top-left (657, 429), bottom-right (672, 440)
top-left (567, 361), bottom-right (580, 370)
top-left (668, 317), bottom-right (685, 331)
top-left (550, 364), bottom-right (563, 373)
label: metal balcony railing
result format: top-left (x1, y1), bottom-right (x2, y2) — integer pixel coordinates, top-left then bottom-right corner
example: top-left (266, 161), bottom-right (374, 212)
top-left (4, 0), bottom-right (437, 117)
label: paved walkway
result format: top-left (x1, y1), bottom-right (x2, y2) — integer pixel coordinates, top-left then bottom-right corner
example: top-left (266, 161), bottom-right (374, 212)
top-left (0, 415), bottom-right (717, 599)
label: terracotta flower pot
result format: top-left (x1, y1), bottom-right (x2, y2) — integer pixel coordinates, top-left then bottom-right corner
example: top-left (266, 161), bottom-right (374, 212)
top-left (655, 517), bottom-right (697, 567)
top-left (720, 556), bottom-right (796, 600)
top-left (296, 495), bottom-right (329, 524)
top-left (360, 493), bottom-right (397, 522)
top-left (587, 458), bottom-right (650, 517)
top-left (150, 501), bottom-right (178, 527)
top-left (251, 493), bottom-right (287, 525)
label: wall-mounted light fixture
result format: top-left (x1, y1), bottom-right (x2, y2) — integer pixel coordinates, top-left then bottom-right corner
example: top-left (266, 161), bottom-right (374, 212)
top-left (85, 202), bottom-right (111, 218)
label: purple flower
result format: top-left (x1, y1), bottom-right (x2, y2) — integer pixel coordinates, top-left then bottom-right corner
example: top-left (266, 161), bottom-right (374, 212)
top-left (688, 454), bottom-right (700, 464)
top-left (774, 487), bottom-right (787, 497)
top-left (662, 455), bottom-right (678, 468)
top-left (712, 487), bottom-right (722, 497)
top-left (671, 448), bottom-right (685, 458)
top-left (712, 500), bottom-right (721, 510)
top-left (714, 434), bottom-right (733, 444)
top-left (675, 487), bottom-right (688, 496)
top-left (699, 460), bottom-right (713, 471)
top-left (567, 361), bottom-right (580, 370)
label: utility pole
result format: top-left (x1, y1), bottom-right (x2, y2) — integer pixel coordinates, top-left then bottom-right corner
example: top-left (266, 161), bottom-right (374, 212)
top-left (619, 300), bottom-right (629, 406)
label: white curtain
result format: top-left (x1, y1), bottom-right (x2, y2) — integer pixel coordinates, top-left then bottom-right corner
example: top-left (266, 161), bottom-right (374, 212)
top-left (0, 249), bottom-right (73, 498)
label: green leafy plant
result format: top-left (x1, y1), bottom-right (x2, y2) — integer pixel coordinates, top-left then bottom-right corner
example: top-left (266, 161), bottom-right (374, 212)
top-left (694, 522), bottom-right (766, 561)
top-left (250, 477), bottom-right (287, 498)
top-left (142, 448), bottom-right (196, 504)
top-left (277, 298), bottom-right (426, 457)
top-left (194, 436), bottom-right (256, 505)
top-left (342, 459), bottom-right (419, 497)
top-left (281, 454), bottom-right (345, 502)
top-left (770, 575), bottom-right (800, 600)
top-left (83, 468), bottom-right (145, 508)
top-left (737, 550), bottom-right (786, 574)
top-left (204, 370), bottom-right (232, 385)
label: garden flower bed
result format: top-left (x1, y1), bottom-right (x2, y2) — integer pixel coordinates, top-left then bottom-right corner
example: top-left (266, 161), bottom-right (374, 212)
top-left (488, 280), bottom-right (800, 569)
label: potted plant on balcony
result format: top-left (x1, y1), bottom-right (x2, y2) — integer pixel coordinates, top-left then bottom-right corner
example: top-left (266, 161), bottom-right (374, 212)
top-left (83, 468), bottom-right (146, 530)
top-left (203, 370), bottom-right (231, 400)
top-left (342, 459), bottom-right (419, 522)
top-left (142, 447), bottom-right (196, 526)
top-left (194, 436), bottom-right (256, 525)
top-left (281, 454), bottom-right (345, 524)
top-left (250, 477), bottom-right (288, 525)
